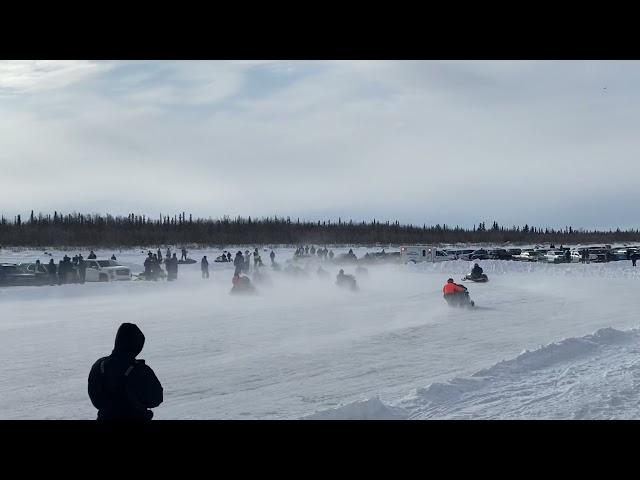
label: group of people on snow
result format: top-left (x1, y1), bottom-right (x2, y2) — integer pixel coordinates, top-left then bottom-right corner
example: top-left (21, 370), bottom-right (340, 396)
top-left (294, 245), bottom-right (334, 260)
top-left (36, 251), bottom-right (117, 285)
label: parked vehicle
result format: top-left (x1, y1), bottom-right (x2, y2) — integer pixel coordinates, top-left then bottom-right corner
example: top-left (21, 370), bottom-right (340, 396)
top-left (84, 259), bottom-right (132, 282)
top-left (513, 250), bottom-right (542, 262)
top-left (581, 248), bottom-right (608, 263)
top-left (506, 248), bottom-right (522, 256)
top-left (488, 249), bottom-right (512, 260)
top-left (17, 262), bottom-right (52, 283)
top-left (611, 247), bottom-right (633, 260)
top-left (0, 263), bottom-right (46, 286)
top-left (470, 249), bottom-right (489, 260)
top-left (445, 249), bottom-right (475, 260)
top-left (18, 262), bottom-right (50, 274)
top-left (400, 246), bottom-right (452, 263)
top-left (542, 250), bottom-right (568, 263)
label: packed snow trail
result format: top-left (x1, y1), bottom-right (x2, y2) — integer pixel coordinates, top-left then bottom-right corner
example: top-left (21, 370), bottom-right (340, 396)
top-left (1, 249), bottom-right (640, 419)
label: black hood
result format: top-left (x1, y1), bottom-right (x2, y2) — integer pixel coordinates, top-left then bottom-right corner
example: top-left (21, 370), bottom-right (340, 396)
top-left (113, 323), bottom-right (145, 357)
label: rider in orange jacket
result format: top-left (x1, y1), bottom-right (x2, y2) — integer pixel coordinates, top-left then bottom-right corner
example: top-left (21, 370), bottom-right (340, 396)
top-left (443, 278), bottom-right (466, 295)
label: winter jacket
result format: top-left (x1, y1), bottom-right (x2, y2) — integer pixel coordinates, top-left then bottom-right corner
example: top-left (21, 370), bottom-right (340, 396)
top-left (88, 323), bottom-right (163, 420)
top-left (443, 282), bottom-right (465, 295)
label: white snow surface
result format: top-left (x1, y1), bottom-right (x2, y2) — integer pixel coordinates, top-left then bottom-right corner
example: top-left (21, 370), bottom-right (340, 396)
top-left (2, 246), bottom-right (640, 419)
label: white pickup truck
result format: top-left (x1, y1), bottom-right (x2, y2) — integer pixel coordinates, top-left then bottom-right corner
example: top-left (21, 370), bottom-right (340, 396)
top-left (84, 259), bottom-right (132, 282)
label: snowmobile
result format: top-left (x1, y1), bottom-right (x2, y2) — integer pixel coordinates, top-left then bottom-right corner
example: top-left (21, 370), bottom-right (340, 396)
top-left (336, 271), bottom-right (358, 291)
top-left (178, 258), bottom-right (197, 265)
top-left (230, 275), bottom-right (257, 295)
top-left (214, 254), bottom-right (229, 263)
top-left (462, 273), bottom-right (488, 283)
top-left (444, 288), bottom-right (475, 308)
top-left (134, 269), bottom-right (167, 281)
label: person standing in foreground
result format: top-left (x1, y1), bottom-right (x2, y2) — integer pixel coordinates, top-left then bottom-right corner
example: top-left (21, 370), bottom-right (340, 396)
top-left (201, 255), bottom-right (209, 279)
top-left (88, 323), bottom-right (163, 420)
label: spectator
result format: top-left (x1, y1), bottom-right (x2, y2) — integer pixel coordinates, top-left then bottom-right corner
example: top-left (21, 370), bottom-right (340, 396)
top-left (87, 323), bottom-right (163, 420)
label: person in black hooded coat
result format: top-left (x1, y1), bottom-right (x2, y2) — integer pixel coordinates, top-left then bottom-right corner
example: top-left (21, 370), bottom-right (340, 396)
top-left (88, 323), bottom-right (163, 420)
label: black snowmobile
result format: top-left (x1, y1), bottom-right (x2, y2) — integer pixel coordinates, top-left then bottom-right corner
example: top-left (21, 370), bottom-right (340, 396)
top-left (462, 273), bottom-right (488, 283)
top-left (178, 258), bottom-right (197, 265)
top-left (463, 264), bottom-right (488, 283)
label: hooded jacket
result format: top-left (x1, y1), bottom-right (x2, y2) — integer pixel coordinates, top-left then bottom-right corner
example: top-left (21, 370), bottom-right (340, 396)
top-left (88, 323), bottom-right (163, 420)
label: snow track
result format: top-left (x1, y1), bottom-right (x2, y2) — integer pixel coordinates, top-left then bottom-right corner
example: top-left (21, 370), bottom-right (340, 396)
top-left (2, 248), bottom-right (640, 419)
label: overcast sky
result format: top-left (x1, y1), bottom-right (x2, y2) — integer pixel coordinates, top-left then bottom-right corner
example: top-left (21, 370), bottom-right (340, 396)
top-left (1, 60), bottom-right (638, 229)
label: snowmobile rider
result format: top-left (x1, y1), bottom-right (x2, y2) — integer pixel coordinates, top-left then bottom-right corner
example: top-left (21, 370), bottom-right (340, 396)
top-left (443, 278), bottom-right (466, 296)
top-left (470, 263), bottom-right (483, 279)
top-left (336, 269), bottom-right (357, 290)
top-left (231, 272), bottom-right (254, 293)
top-left (88, 322), bottom-right (163, 420)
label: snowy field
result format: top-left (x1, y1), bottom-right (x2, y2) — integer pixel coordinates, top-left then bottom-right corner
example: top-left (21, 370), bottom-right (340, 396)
top-left (2, 246), bottom-right (640, 419)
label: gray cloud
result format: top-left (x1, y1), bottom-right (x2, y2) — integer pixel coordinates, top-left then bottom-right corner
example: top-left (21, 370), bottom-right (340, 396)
top-left (0, 60), bottom-right (638, 229)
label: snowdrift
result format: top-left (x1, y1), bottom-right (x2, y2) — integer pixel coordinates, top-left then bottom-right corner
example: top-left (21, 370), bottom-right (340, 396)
top-left (306, 327), bottom-right (640, 420)
top-left (304, 397), bottom-right (408, 420)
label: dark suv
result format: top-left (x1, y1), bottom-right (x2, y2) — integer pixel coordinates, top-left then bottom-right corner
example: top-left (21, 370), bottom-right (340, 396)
top-left (488, 249), bottom-right (512, 260)
top-left (470, 249), bottom-right (489, 260)
top-left (0, 264), bottom-right (41, 286)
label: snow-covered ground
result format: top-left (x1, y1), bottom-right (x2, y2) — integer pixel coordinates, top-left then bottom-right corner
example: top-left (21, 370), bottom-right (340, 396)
top-left (2, 246), bottom-right (640, 419)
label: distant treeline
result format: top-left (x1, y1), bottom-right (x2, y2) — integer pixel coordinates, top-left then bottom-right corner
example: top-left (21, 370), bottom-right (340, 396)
top-left (1, 212), bottom-right (640, 247)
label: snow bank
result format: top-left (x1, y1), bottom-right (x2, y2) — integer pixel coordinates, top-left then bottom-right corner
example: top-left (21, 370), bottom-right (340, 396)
top-left (397, 326), bottom-right (640, 418)
top-left (408, 259), bottom-right (640, 279)
top-left (475, 327), bottom-right (636, 378)
top-left (307, 327), bottom-right (640, 420)
top-left (303, 397), bottom-right (408, 420)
